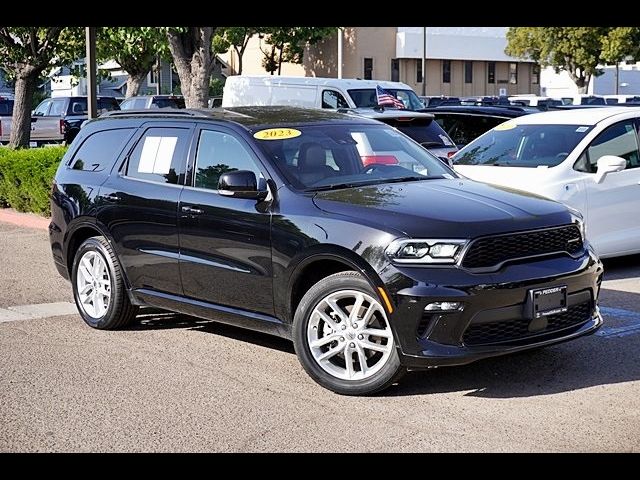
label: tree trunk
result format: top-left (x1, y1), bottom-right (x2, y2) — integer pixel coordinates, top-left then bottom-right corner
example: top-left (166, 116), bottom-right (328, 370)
top-left (9, 71), bottom-right (37, 149)
top-left (237, 50), bottom-right (243, 75)
top-left (166, 27), bottom-right (214, 108)
top-left (125, 71), bottom-right (147, 98)
top-left (567, 70), bottom-right (589, 94)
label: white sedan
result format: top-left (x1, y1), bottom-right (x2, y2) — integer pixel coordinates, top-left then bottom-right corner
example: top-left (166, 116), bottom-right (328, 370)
top-left (453, 107), bottom-right (640, 258)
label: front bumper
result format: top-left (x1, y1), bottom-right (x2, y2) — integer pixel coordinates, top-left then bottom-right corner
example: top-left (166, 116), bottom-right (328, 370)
top-left (381, 249), bottom-right (603, 369)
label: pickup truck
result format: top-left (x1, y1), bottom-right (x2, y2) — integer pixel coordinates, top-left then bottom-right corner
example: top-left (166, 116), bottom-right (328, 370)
top-left (0, 95), bottom-right (13, 145)
top-left (0, 96), bottom-right (120, 146)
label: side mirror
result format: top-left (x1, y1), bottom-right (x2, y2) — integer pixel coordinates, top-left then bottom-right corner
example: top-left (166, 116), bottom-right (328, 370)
top-left (594, 155), bottom-right (626, 183)
top-left (218, 170), bottom-right (268, 200)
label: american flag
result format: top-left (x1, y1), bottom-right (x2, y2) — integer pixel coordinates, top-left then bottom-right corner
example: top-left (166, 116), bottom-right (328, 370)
top-left (376, 85), bottom-right (405, 109)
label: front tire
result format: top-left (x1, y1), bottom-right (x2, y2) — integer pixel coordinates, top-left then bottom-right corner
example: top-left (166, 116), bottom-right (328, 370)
top-left (293, 271), bottom-right (404, 395)
top-left (71, 236), bottom-right (138, 329)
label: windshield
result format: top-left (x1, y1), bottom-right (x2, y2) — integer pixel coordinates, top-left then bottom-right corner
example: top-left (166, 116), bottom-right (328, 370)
top-left (454, 123), bottom-right (593, 168)
top-left (154, 97), bottom-right (185, 109)
top-left (255, 124), bottom-right (454, 190)
top-left (348, 89), bottom-right (424, 110)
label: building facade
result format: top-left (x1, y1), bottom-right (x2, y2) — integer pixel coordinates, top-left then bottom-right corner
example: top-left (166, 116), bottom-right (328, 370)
top-left (220, 27), bottom-right (540, 97)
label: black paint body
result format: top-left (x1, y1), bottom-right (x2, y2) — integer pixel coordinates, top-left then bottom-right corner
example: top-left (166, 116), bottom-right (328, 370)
top-left (50, 107), bottom-right (603, 369)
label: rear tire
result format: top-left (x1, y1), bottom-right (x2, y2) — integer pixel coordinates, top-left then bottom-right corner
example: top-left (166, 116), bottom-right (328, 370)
top-left (293, 271), bottom-right (405, 395)
top-left (71, 236), bottom-right (138, 329)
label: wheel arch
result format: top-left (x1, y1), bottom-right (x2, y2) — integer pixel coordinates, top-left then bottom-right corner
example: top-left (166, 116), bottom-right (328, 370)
top-left (284, 246), bottom-right (387, 323)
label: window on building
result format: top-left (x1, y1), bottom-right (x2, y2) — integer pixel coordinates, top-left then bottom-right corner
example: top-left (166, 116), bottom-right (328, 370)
top-left (464, 61), bottom-right (473, 84)
top-left (416, 59), bottom-right (423, 83)
top-left (532, 64), bottom-right (540, 84)
top-left (509, 63), bottom-right (518, 84)
top-left (363, 58), bottom-right (373, 80)
top-left (391, 59), bottom-right (400, 82)
top-left (442, 60), bottom-right (451, 84)
top-left (487, 62), bottom-right (495, 84)
top-left (147, 66), bottom-right (159, 86)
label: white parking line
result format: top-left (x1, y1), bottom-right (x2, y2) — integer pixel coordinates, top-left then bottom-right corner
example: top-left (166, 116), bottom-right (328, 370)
top-left (598, 306), bottom-right (640, 338)
top-left (0, 302), bottom-right (77, 323)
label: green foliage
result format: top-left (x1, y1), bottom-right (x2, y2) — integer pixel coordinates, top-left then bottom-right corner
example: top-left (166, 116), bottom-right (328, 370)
top-left (0, 27), bottom-right (84, 77)
top-left (259, 27), bottom-right (337, 74)
top-left (601, 27), bottom-right (640, 64)
top-left (505, 27), bottom-right (640, 91)
top-left (0, 146), bottom-right (67, 215)
top-left (209, 77), bottom-right (225, 96)
top-left (31, 88), bottom-right (48, 110)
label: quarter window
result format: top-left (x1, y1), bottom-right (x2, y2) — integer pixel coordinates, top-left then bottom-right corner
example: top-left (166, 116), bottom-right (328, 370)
top-left (70, 128), bottom-right (134, 172)
top-left (585, 121), bottom-right (640, 172)
top-left (194, 130), bottom-right (262, 190)
top-left (322, 90), bottom-right (349, 109)
top-left (126, 127), bottom-right (191, 184)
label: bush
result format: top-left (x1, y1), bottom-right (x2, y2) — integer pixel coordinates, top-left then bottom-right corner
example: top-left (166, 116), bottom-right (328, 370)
top-left (0, 146), bottom-right (67, 216)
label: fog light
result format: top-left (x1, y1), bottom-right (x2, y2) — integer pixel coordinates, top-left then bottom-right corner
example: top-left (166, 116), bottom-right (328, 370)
top-left (424, 301), bottom-right (463, 312)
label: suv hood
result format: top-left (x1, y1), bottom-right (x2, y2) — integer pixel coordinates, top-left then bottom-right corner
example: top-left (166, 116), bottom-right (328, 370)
top-left (454, 164), bottom-right (553, 193)
top-left (312, 179), bottom-right (571, 239)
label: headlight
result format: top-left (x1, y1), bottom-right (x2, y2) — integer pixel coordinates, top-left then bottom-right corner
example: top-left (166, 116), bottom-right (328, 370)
top-left (567, 207), bottom-right (586, 241)
top-left (386, 239), bottom-right (467, 264)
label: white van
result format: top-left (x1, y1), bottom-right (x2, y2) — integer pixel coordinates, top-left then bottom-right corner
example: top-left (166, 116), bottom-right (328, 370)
top-left (222, 75), bottom-right (425, 110)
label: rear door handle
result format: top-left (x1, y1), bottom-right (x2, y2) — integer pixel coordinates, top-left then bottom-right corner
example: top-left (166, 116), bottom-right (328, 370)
top-left (181, 205), bottom-right (204, 215)
top-left (103, 193), bottom-right (121, 202)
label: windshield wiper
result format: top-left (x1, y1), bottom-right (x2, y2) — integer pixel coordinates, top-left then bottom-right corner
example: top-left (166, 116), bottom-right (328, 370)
top-left (380, 176), bottom-right (437, 184)
top-left (420, 141), bottom-right (445, 148)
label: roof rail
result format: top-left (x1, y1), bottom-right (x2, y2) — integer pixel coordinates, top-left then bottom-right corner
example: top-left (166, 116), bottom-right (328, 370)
top-left (101, 108), bottom-right (209, 118)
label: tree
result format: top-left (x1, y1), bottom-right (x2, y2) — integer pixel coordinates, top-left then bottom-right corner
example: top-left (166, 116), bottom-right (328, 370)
top-left (97, 27), bottom-right (168, 98)
top-left (220, 27), bottom-right (257, 75)
top-left (506, 27), bottom-right (611, 93)
top-left (259, 27), bottom-right (337, 75)
top-left (165, 27), bottom-right (228, 108)
top-left (601, 28), bottom-right (640, 94)
top-left (0, 27), bottom-right (83, 147)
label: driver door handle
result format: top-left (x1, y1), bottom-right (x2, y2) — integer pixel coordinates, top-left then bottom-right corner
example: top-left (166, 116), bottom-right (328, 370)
top-left (181, 205), bottom-right (204, 215)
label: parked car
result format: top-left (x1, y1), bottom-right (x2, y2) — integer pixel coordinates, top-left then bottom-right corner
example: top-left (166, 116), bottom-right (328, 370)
top-left (208, 96), bottom-right (222, 108)
top-left (508, 95), bottom-right (564, 110)
top-left (0, 95), bottom-right (13, 145)
top-left (420, 105), bottom-right (538, 148)
top-left (603, 94), bottom-right (640, 105)
top-left (459, 95), bottom-right (511, 106)
top-left (222, 75), bottom-right (425, 110)
top-left (119, 95), bottom-right (185, 110)
top-left (0, 96), bottom-right (120, 146)
top-left (419, 95), bottom-right (461, 107)
top-left (49, 106), bottom-right (602, 395)
top-left (453, 106), bottom-right (640, 258)
top-left (560, 94), bottom-right (606, 106)
top-left (339, 107), bottom-right (458, 160)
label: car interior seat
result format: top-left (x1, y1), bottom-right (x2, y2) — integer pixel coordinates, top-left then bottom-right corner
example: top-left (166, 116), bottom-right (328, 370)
top-left (297, 142), bottom-right (337, 185)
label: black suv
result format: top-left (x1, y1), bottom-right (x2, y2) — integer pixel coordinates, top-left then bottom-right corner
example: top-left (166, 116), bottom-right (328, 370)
top-left (50, 107), bottom-right (603, 395)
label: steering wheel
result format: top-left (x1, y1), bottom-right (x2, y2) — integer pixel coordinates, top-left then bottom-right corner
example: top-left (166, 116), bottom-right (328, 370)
top-left (362, 164), bottom-right (391, 174)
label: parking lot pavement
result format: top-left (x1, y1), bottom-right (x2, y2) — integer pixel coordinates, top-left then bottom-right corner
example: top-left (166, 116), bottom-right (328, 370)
top-left (0, 223), bottom-right (639, 452)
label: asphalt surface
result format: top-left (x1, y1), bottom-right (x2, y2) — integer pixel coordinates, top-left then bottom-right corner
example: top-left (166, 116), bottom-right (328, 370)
top-left (1, 221), bottom-right (639, 452)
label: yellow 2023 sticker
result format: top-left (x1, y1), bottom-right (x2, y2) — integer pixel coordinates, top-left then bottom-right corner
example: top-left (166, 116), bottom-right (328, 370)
top-left (254, 128), bottom-right (302, 140)
top-left (494, 121), bottom-right (516, 131)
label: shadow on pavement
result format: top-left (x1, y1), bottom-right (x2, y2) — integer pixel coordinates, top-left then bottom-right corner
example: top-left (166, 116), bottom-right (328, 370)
top-left (128, 307), bottom-right (295, 354)
top-left (602, 253), bottom-right (640, 280)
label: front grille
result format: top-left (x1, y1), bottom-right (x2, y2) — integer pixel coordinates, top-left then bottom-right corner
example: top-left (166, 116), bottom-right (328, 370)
top-left (463, 301), bottom-right (592, 346)
top-left (461, 225), bottom-right (583, 270)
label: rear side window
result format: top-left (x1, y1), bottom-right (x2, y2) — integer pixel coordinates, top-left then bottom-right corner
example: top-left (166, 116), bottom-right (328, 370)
top-left (70, 128), bottom-right (135, 172)
top-left (125, 127), bottom-right (191, 184)
top-left (383, 119), bottom-right (455, 148)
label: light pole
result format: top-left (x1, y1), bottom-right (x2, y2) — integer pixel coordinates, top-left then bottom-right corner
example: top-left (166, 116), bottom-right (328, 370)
top-left (337, 28), bottom-right (343, 79)
top-left (422, 27), bottom-right (426, 96)
top-left (85, 27), bottom-right (97, 119)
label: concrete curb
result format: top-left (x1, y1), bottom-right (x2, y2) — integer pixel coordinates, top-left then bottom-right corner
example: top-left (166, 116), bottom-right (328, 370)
top-left (0, 208), bottom-right (49, 231)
